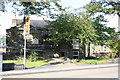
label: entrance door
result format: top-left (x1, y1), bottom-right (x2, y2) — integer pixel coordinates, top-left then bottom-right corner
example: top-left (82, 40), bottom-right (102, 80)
top-left (73, 51), bottom-right (79, 59)
top-left (61, 52), bottom-right (65, 57)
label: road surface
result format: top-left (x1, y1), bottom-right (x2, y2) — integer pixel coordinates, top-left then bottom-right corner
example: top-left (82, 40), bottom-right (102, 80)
top-left (2, 67), bottom-right (118, 78)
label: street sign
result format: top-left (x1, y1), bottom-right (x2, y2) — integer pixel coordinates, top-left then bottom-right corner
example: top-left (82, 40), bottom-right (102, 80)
top-left (32, 38), bottom-right (39, 44)
top-left (23, 17), bottom-right (30, 69)
top-left (24, 17), bottom-right (30, 35)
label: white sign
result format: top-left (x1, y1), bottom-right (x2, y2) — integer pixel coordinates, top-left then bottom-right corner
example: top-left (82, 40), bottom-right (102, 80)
top-left (32, 38), bottom-right (39, 44)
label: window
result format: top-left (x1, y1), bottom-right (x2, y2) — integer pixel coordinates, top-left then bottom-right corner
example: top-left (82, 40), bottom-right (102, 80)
top-left (73, 40), bottom-right (79, 49)
top-left (73, 51), bottom-right (79, 59)
top-left (73, 51), bottom-right (79, 56)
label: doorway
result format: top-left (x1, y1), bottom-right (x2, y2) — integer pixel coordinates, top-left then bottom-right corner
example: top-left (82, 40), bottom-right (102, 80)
top-left (61, 52), bottom-right (65, 57)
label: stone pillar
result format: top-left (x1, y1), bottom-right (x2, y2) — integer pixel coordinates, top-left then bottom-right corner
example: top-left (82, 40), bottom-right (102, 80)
top-left (0, 53), bottom-right (2, 72)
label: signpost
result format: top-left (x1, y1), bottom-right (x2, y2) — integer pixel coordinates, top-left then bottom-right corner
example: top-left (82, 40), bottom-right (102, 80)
top-left (23, 17), bottom-right (30, 69)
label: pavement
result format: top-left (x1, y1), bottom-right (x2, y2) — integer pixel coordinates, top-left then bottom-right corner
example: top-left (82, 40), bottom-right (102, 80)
top-left (0, 62), bottom-right (119, 76)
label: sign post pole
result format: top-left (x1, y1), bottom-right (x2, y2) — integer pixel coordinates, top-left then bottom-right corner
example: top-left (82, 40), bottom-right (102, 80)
top-left (23, 32), bottom-right (27, 69)
top-left (23, 17), bottom-right (30, 69)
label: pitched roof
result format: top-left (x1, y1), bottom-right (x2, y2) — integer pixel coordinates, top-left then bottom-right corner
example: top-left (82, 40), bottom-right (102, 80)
top-left (12, 19), bottom-right (48, 28)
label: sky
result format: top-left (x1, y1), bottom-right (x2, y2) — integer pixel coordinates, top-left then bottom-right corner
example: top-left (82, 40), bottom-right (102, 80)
top-left (0, 0), bottom-right (118, 35)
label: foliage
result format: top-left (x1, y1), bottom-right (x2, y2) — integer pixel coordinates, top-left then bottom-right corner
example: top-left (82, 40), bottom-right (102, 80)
top-left (6, 27), bottom-right (24, 58)
top-left (107, 38), bottom-right (120, 57)
top-left (19, 48), bottom-right (24, 56)
top-left (104, 54), bottom-right (112, 59)
top-left (72, 59), bottom-right (80, 62)
top-left (84, 1), bottom-right (120, 16)
top-left (3, 60), bottom-right (48, 68)
top-left (29, 51), bottom-right (39, 62)
top-left (84, 1), bottom-right (119, 45)
top-left (92, 15), bottom-right (116, 45)
top-left (11, 0), bottom-right (63, 17)
top-left (46, 10), bottom-right (115, 57)
top-left (46, 11), bottom-right (97, 46)
top-left (84, 1), bottom-right (119, 57)
top-left (6, 27), bottom-right (24, 48)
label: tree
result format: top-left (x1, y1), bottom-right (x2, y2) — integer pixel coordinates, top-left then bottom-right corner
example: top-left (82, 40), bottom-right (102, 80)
top-left (86, 14), bottom-right (116, 57)
top-left (107, 38), bottom-right (120, 58)
top-left (84, 0), bottom-right (120, 57)
top-left (11, 0), bottom-right (63, 17)
top-left (92, 15), bottom-right (116, 44)
top-left (46, 11), bottom-right (97, 56)
top-left (5, 26), bottom-right (24, 59)
top-left (85, 0), bottom-right (120, 17)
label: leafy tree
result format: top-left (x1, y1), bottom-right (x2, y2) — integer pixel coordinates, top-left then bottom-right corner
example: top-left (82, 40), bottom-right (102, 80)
top-left (85, 0), bottom-right (120, 16)
top-left (6, 27), bottom-right (24, 48)
top-left (92, 15), bottom-right (115, 45)
top-left (85, 14), bottom-right (116, 57)
top-left (11, 0), bottom-right (63, 17)
top-left (46, 11), bottom-right (97, 56)
top-left (84, 0), bottom-right (120, 57)
top-left (107, 38), bottom-right (120, 58)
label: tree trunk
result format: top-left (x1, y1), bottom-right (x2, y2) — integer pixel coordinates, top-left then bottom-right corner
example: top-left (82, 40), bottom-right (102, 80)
top-left (83, 44), bottom-right (86, 59)
top-left (87, 42), bottom-right (90, 57)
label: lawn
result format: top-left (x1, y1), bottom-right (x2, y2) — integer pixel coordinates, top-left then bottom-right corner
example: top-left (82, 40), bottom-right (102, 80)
top-left (3, 60), bottom-right (48, 68)
top-left (80, 59), bottom-right (107, 64)
top-left (73, 59), bottom-right (107, 64)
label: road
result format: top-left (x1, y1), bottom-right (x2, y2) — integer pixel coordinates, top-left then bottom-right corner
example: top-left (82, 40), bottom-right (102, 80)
top-left (2, 67), bottom-right (118, 78)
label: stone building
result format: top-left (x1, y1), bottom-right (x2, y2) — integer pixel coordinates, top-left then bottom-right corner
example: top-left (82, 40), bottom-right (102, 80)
top-left (5, 19), bottom-right (113, 59)
top-left (7, 19), bottom-right (83, 59)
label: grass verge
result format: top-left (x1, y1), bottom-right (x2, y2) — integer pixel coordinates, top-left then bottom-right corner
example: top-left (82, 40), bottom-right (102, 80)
top-left (73, 59), bottom-right (107, 64)
top-left (3, 60), bottom-right (48, 68)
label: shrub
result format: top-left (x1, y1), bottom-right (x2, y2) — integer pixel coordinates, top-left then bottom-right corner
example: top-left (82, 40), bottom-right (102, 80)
top-left (72, 59), bottom-right (80, 62)
top-left (29, 51), bottom-right (39, 62)
top-left (105, 54), bottom-right (111, 59)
